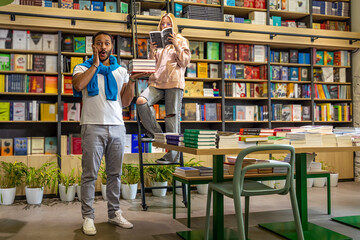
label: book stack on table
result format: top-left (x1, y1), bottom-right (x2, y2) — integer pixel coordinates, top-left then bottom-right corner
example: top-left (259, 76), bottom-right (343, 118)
top-left (174, 166), bottom-right (200, 177)
top-left (183, 129), bottom-right (217, 149)
top-left (166, 134), bottom-right (184, 147)
top-left (194, 166), bottom-right (213, 176)
top-left (217, 131), bottom-right (239, 148)
top-left (128, 59), bottom-right (156, 73)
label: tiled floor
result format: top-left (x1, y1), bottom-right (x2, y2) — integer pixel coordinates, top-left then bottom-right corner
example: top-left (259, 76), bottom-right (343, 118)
top-left (1, 181), bottom-right (360, 239)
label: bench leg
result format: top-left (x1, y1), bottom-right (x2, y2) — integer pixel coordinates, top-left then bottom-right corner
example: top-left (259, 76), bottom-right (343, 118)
top-left (327, 175), bottom-right (331, 215)
top-left (173, 179), bottom-right (176, 220)
top-left (187, 183), bottom-right (191, 228)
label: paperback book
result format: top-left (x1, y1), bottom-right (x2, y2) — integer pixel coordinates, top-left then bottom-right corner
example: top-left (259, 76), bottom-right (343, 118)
top-left (149, 27), bottom-right (173, 49)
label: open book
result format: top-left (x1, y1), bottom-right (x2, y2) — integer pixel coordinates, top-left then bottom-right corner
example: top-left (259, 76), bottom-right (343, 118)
top-left (149, 27), bottom-right (173, 48)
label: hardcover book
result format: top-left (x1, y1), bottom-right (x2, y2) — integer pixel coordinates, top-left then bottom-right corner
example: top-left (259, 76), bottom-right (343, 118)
top-left (44, 137), bottom-right (57, 154)
top-left (12, 30), bottom-right (27, 50)
top-left (137, 38), bottom-right (148, 59)
top-left (29, 33), bottom-right (43, 51)
top-left (0, 53), bottom-right (10, 71)
top-left (42, 34), bottom-right (58, 52)
top-left (186, 63), bottom-right (196, 77)
top-left (74, 36), bottom-right (86, 53)
top-left (189, 41), bottom-right (204, 59)
top-left (120, 37), bottom-right (132, 55)
top-left (86, 36), bottom-right (93, 53)
top-left (0, 29), bottom-right (12, 49)
top-left (13, 54), bottom-right (27, 71)
top-left (105, 2), bottom-right (117, 12)
top-left (29, 76), bottom-right (44, 93)
top-left (14, 137), bottom-right (27, 156)
top-left (79, 0), bottom-right (91, 10)
top-left (13, 102), bottom-right (26, 121)
top-left (120, 2), bottom-right (128, 13)
top-left (197, 62), bottom-right (208, 78)
top-left (0, 138), bottom-right (13, 156)
top-left (149, 27), bottom-right (173, 49)
top-left (62, 35), bottom-right (74, 52)
top-left (206, 42), bottom-right (219, 60)
top-left (31, 137), bottom-right (45, 154)
top-left (92, 1), bottom-right (104, 11)
top-left (0, 102), bottom-right (10, 121)
top-left (45, 76), bottom-right (58, 94)
top-left (45, 55), bottom-right (57, 72)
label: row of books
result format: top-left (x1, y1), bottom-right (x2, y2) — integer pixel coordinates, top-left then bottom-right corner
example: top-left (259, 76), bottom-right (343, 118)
top-left (314, 103), bottom-right (352, 122)
top-left (182, 103), bottom-right (222, 121)
top-left (223, 44), bottom-right (267, 62)
top-left (0, 30), bottom-right (57, 51)
top-left (270, 50), bottom-right (310, 64)
top-left (224, 0), bottom-right (265, 8)
top-left (62, 102), bottom-right (81, 121)
top-left (0, 74), bottom-right (57, 93)
top-left (312, 21), bottom-right (349, 32)
top-left (224, 105), bottom-right (269, 121)
top-left (217, 131), bottom-right (239, 148)
top-left (312, 1), bottom-right (349, 17)
top-left (224, 82), bottom-right (268, 98)
top-left (314, 84), bottom-right (350, 100)
top-left (272, 104), bottom-right (310, 121)
top-left (271, 66), bottom-right (309, 81)
top-left (271, 16), bottom-right (307, 28)
top-left (314, 50), bottom-right (350, 66)
top-left (224, 13), bottom-right (261, 25)
top-left (0, 54), bottom-right (57, 72)
top-left (0, 101), bottom-right (57, 121)
top-left (270, 83), bottom-right (311, 99)
top-left (224, 64), bottom-right (268, 80)
top-left (269, 0), bottom-right (308, 13)
top-left (314, 67), bottom-right (347, 83)
top-left (0, 136), bottom-right (57, 156)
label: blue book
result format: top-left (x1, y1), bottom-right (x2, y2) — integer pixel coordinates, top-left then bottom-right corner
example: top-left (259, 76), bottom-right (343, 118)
top-left (305, 53), bottom-right (310, 64)
top-left (289, 67), bottom-right (299, 81)
top-left (174, 3), bottom-right (183, 18)
top-left (92, 1), bottom-right (104, 11)
top-left (272, 16), bottom-right (281, 26)
top-left (226, 0), bottom-right (235, 6)
top-left (105, 2), bottom-right (117, 12)
top-left (131, 134), bottom-right (145, 153)
top-left (79, 0), bottom-right (91, 10)
top-left (281, 67), bottom-right (288, 80)
top-left (14, 137), bottom-right (28, 156)
top-left (45, 137), bottom-right (57, 154)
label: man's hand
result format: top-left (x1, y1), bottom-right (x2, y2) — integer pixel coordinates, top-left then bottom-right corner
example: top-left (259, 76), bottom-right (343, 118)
top-left (92, 45), bottom-right (100, 67)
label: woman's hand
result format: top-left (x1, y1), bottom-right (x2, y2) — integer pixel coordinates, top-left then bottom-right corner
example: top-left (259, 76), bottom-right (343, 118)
top-left (168, 33), bottom-right (179, 51)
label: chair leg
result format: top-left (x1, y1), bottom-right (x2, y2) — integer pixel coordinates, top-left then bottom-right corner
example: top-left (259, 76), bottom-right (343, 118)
top-left (289, 184), bottom-right (304, 240)
top-left (327, 174), bottom-right (331, 215)
top-left (234, 195), bottom-right (247, 240)
top-left (204, 185), bottom-right (212, 240)
top-left (245, 196), bottom-right (250, 239)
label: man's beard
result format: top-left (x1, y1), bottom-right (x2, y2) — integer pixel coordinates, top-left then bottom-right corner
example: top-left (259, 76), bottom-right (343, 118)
top-left (100, 49), bottom-right (112, 62)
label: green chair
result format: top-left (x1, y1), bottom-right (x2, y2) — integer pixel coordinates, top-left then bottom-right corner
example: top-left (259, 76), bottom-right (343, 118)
top-left (204, 144), bottom-right (304, 240)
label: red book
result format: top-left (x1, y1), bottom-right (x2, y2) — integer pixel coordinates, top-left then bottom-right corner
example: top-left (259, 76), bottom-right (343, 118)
top-left (63, 103), bottom-right (68, 120)
top-left (71, 136), bottom-right (82, 155)
top-left (244, 0), bottom-right (255, 8)
top-left (238, 44), bottom-right (250, 62)
top-left (244, 66), bottom-right (253, 79)
top-left (255, 0), bottom-right (265, 9)
top-left (29, 76), bottom-right (44, 93)
top-left (224, 44), bottom-right (235, 61)
top-left (252, 66), bottom-right (260, 79)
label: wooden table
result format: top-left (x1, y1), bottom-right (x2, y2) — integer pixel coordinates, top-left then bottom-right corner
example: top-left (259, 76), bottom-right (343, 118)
top-left (153, 143), bottom-right (360, 240)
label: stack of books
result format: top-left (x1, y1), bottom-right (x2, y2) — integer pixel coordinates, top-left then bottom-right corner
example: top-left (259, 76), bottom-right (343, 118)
top-left (128, 59), bottom-right (156, 73)
top-left (194, 166), bottom-right (213, 176)
top-left (217, 131), bottom-right (239, 148)
top-left (166, 134), bottom-right (184, 147)
top-left (154, 133), bottom-right (176, 143)
top-left (224, 157), bottom-right (259, 175)
top-left (182, 5), bottom-right (222, 21)
top-left (174, 166), bottom-right (200, 177)
top-left (183, 129), bottom-right (217, 149)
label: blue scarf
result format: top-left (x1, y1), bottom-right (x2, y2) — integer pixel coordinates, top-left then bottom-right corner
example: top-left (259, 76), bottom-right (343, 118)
top-left (73, 55), bottom-right (120, 101)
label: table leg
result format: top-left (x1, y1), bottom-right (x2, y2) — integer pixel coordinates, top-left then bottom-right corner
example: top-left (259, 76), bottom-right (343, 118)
top-left (212, 154), bottom-right (224, 239)
top-left (296, 153), bottom-right (308, 230)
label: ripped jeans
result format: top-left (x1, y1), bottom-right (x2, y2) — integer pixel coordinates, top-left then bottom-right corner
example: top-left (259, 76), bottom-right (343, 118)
top-left (136, 86), bottom-right (183, 162)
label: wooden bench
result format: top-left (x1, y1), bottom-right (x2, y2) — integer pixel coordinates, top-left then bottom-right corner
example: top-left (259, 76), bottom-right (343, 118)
top-left (172, 171), bottom-right (331, 228)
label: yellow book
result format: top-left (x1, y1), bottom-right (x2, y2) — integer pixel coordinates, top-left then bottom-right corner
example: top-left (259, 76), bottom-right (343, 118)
top-left (344, 104), bottom-right (348, 121)
top-left (0, 74), bottom-right (4, 92)
top-left (286, 83), bottom-right (294, 98)
top-left (338, 105), bottom-right (342, 121)
top-left (184, 81), bottom-right (203, 97)
top-left (40, 103), bottom-right (57, 121)
top-left (70, 57), bottom-right (84, 73)
top-left (312, 23), bottom-right (321, 29)
top-left (327, 103), bottom-right (331, 121)
top-left (317, 85), bottom-right (326, 99)
top-left (197, 62), bottom-right (208, 78)
top-left (45, 76), bottom-right (58, 93)
top-left (246, 82), bottom-right (250, 97)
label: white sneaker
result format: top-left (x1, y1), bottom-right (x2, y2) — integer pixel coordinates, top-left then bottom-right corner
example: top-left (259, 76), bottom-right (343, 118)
top-left (82, 217), bottom-right (96, 236)
top-left (108, 210), bottom-right (133, 229)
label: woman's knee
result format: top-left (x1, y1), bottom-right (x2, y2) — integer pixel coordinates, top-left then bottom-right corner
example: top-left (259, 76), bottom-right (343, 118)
top-left (136, 97), bottom-right (147, 105)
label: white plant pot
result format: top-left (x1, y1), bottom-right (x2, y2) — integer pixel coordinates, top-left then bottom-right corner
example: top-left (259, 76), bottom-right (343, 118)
top-left (330, 173), bottom-right (339, 187)
top-left (152, 181), bottom-right (168, 197)
top-left (0, 187), bottom-right (16, 205)
top-left (274, 180), bottom-right (286, 189)
top-left (121, 183), bottom-right (138, 200)
top-left (175, 181), bottom-right (188, 195)
top-left (197, 184), bottom-right (209, 195)
top-left (59, 184), bottom-right (76, 202)
top-left (76, 184), bottom-right (81, 201)
top-left (313, 178), bottom-right (326, 188)
top-left (101, 183), bottom-right (107, 201)
top-left (25, 187), bottom-right (44, 205)
top-left (307, 178), bottom-right (314, 188)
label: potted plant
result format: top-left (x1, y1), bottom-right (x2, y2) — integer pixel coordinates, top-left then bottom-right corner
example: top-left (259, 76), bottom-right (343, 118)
top-left (23, 162), bottom-right (59, 205)
top-left (313, 161), bottom-right (327, 188)
top-left (99, 162), bottom-right (107, 201)
top-left (322, 162), bottom-right (339, 187)
top-left (58, 168), bottom-right (76, 202)
top-left (0, 161), bottom-right (26, 205)
top-left (146, 163), bottom-right (174, 197)
top-left (121, 163), bottom-right (140, 200)
top-left (76, 171), bottom-right (82, 201)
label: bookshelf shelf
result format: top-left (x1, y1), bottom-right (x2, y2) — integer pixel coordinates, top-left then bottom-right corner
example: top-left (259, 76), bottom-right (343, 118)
top-left (61, 120), bottom-right (80, 123)
top-left (0, 121), bottom-right (57, 123)
top-left (174, 1), bottom-right (221, 8)
top-left (0, 71), bottom-right (58, 75)
top-left (0, 49), bottom-right (57, 55)
top-left (183, 96), bottom-right (222, 99)
top-left (224, 60), bottom-right (267, 65)
top-left (225, 120), bottom-right (268, 123)
top-left (61, 93), bottom-right (74, 96)
top-left (223, 6), bottom-right (266, 16)
top-left (190, 59), bottom-right (222, 63)
top-left (0, 92), bottom-right (58, 96)
top-left (225, 97), bottom-right (268, 100)
top-left (62, 72), bottom-right (72, 76)
top-left (269, 10), bottom-right (309, 20)
top-left (271, 98), bottom-right (311, 101)
top-left (312, 14), bottom-right (350, 22)
top-left (271, 121), bottom-right (312, 123)
top-left (314, 81), bottom-right (351, 85)
top-left (270, 62), bottom-right (311, 67)
top-left (185, 77), bottom-right (222, 81)
top-left (315, 121), bottom-right (352, 123)
top-left (271, 80), bottom-right (311, 84)
top-left (181, 120), bottom-right (222, 123)
top-left (225, 79), bottom-right (268, 83)
top-left (139, 0), bottom-right (169, 9)
top-left (314, 99), bottom-right (352, 102)
top-left (313, 65), bottom-right (351, 68)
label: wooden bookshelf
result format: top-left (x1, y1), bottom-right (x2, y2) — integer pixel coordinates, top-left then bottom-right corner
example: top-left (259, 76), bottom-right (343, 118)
top-left (0, 70), bottom-right (58, 75)
top-left (314, 81), bottom-right (351, 85)
top-left (185, 77), bottom-right (222, 81)
top-left (0, 49), bottom-right (57, 55)
top-left (270, 62), bottom-right (310, 67)
top-left (314, 99), bottom-right (352, 102)
top-left (271, 80), bottom-right (311, 84)
top-left (312, 14), bottom-right (350, 22)
top-left (0, 92), bottom-right (58, 96)
top-left (225, 79), bottom-right (268, 83)
top-left (190, 59), bottom-right (221, 63)
top-left (224, 6), bottom-right (266, 16)
top-left (224, 60), bottom-right (267, 65)
top-left (313, 65), bottom-right (351, 68)
top-left (269, 10), bottom-right (309, 20)
top-left (271, 98), bottom-right (311, 101)
top-left (225, 97), bottom-right (268, 100)
top-left (174, 0), bottom-right (221, 8)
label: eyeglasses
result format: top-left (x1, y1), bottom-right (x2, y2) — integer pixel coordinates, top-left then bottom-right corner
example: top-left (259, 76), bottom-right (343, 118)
top-left (161, 23), bottom-right (172, 27)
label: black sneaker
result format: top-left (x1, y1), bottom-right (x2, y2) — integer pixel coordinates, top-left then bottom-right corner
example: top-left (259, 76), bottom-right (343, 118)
top-left (156, 158), bottom-right (173, 164)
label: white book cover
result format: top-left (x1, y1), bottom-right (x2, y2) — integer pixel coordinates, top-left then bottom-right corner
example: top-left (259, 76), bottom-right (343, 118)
top-left (296, 0), bottom-right (308, 13)
top-left (124, 134), bottom-right (132, 153)
top-left (45, 55), bottom-right (57, 72)
top-left (67, 103), bottom-right (81, 121)
top-left (13, 102), bottom-right (26, 121)
top-left (253, 45), bottom-right (265, 62)
top-left (209, 64), bottom-right (218, 78)
top-left (245, 105), bottom-right (255, 121)
top-left (29, 33), bottom-right (43, 51)
top-left (339, 68), bottom-right (346, 83)
top-left (42, 34), bottom-right (58, 52)
top-left (86, 36), bottom-right (93, 53)
top-left (292, 104), bottom-right (302, 121)
top-left (321, 67), bottom-right (334, 82)
top-left (236, 82), bottom-right (246, 97)
top-left (12, 30), bottom-right (27, 50)
top-left (31, 137), bottom-right (45, 154)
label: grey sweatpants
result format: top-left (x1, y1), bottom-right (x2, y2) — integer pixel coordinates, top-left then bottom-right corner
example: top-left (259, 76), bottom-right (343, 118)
top-left (80, 124), bottom-right (125, 220)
